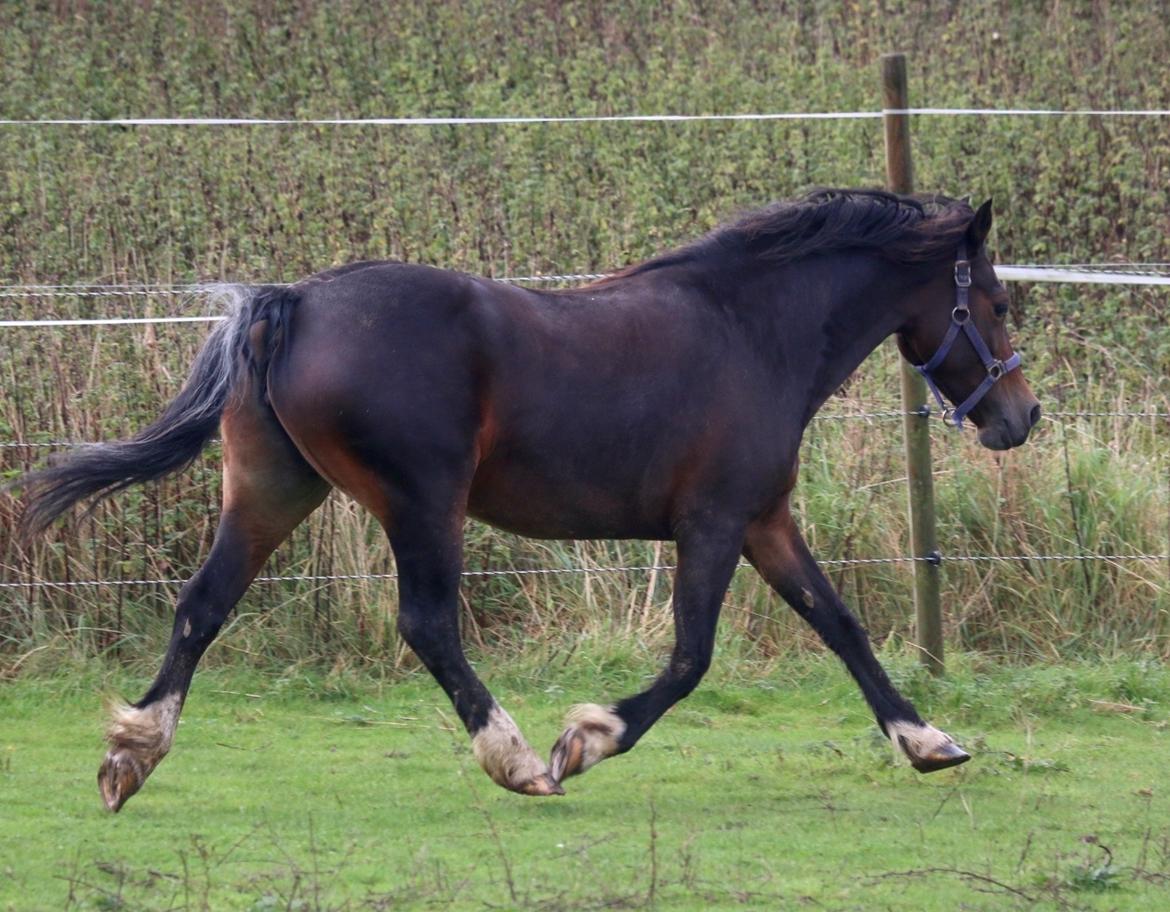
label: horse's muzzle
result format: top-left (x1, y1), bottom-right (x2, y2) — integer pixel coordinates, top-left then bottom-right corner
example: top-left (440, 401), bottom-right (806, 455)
top-left (978, 401), bottom-right (1042, 451)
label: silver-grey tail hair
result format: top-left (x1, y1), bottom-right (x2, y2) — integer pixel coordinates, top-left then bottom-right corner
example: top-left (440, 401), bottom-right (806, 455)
top-left (10, 283), bottom-right (298, 536)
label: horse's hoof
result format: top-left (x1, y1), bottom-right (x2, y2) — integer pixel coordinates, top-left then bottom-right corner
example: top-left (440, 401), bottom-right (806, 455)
top-left (518, 773), bottom-right (566, 797)
top-left (471, 704), bottom-right (563, 795)
top-left (97, 750), bottom-right (148, 812)
top-left (549, 704), bottom-right (625, 784)
top-left (907, 739), bottom-right (971, 773)
top-left (886, 720), bottom-right (970, 773)
top-left (550, 728), bottom-right (585, 782)
top-left (96, 698), bottom-right (179, 812)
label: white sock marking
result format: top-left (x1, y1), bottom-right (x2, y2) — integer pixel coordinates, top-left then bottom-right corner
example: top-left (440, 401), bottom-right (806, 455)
top-left (107, 693), bottom-right (182, 762)
top-left (563, 703), bottom-right (625, 773)
top-left (471, 705), bottom-right (548, 788)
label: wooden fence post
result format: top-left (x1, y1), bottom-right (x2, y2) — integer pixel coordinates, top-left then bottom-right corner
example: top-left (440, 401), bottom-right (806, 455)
top-left (881, 53), bottom-right (944, 675)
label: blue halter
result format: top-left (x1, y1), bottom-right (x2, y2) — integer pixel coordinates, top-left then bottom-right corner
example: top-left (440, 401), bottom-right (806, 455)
top-left (913, 245), bottom-right (1021, 428)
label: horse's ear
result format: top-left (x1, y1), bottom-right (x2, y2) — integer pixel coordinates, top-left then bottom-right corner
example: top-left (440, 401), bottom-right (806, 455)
top-left (966, 198), bottom-right (994, 248)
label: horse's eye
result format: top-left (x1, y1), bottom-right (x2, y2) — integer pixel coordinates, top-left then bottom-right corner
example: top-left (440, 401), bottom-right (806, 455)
top-left (993, 302), bottom-right (1009, 318)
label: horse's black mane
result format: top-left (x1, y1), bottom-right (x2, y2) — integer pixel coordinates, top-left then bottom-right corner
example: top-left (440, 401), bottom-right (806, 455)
top-left (608, 188), bottom-right (975, 282)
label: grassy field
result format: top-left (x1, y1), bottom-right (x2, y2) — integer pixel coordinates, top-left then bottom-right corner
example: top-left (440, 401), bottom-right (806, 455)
top-left (3, 654), bottom-right (1169, 911)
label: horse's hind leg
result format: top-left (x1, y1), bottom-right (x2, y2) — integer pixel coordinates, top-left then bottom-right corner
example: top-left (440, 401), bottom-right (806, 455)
top-left (742, 497), bottom-right (969, 773)
top-left (98, 393), bottom-right (329, 811)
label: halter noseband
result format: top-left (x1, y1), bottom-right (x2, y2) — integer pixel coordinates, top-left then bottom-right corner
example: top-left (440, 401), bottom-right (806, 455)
top-left (912, 245), bottom-right (1021, 428)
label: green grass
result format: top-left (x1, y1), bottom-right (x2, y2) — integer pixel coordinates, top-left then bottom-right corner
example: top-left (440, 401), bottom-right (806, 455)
top-left (3, 655), bottom-right (1169, 910)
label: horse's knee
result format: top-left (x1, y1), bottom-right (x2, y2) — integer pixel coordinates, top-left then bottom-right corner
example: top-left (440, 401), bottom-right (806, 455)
top-left (395, 609), bottom-right (424, 649)
top-left (396, 605), bottom-right (450, 658)
top-left (171, 528), bottom-right (260, 648)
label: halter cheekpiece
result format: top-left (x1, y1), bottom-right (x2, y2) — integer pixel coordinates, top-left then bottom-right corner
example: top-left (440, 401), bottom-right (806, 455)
top-left (913, 244), bottom-right (1021, 428)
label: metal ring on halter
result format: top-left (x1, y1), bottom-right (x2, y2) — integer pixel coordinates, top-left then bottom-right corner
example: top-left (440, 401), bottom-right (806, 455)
top-left (951, 306), bottom-right (970, 323)
top-left (988, 360), bottom-right (1005, 380)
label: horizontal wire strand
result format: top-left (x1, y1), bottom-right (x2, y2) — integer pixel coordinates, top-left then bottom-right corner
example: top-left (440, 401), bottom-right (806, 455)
top-left (3, 552), bottom-right (1168, 591)
top-left (2, 416), bottom-right (1166, 451)
top-left (2, 265), bottom-right (1170, 295)
top-left (2, 107), bottom-right (1170, 128)
top-left (3, 407), bottom-right (1166, 451)
top-left (2, 266), bottom-right (1168, 327)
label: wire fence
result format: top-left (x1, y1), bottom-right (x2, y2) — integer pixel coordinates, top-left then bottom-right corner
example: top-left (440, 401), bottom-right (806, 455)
top-left (1, 269), bottom-right (1167, 452)
top-left (2, 104), bottom-right (1169, 597)
top-left (2, 106), bottom-right (1169, 127)
top-left (4, 552), bottom-right (1169, 593)
top-left (1, 406), bottom-right (1166, 453)
top-left (2, 265), bottom-right (1170, 295)
top-left (3, 285), bottom-right (1169, 589)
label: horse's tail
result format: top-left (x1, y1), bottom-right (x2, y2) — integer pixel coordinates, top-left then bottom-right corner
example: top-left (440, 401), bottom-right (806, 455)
top-left (11, 284), bottom-right (299, 536)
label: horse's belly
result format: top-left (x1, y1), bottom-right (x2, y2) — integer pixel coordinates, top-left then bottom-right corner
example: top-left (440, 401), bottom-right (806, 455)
top-left (467, 461), bottom-right (670, 540)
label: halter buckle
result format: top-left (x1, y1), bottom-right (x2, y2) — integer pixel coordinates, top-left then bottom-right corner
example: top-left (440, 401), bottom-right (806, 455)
top-left (954, 259), bottom-right (972, 287)
top-left (987, 360), bottom-right (1005, 380)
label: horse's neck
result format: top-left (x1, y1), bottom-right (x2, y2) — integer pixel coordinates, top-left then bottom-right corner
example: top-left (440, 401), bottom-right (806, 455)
top-left (736, 254), bottom-right (915, 417)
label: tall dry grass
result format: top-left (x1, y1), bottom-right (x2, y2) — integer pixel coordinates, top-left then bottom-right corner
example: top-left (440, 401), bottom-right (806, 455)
top-left (3, 328), bottom-right (1167, 673)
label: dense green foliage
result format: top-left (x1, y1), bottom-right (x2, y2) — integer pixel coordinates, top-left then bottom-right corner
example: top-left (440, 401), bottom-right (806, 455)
top-left (1, 1), bottom-right (1169, 668)
top-left (3, 1), bottom-right (1169, 281)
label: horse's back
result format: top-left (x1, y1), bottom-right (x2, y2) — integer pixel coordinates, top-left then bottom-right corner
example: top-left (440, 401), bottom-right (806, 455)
top-left (265, 260), bottom-right (789, 539)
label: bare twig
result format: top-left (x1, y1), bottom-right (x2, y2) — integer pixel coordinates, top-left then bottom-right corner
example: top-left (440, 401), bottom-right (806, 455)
top-left (867, 866), bottom-right (1036, 902)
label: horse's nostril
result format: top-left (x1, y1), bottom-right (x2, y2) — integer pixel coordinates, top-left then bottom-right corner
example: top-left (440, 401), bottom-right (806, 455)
top-left (1029, 403), bottom-right (1042, 427)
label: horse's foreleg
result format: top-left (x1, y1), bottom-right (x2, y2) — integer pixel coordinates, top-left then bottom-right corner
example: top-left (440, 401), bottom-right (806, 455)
top-left (98, 399), bottom-right (329, 811)
top-left (549, 523), bottom-right (743, 784)
top-left (388, 507), bottom-right (563, 797)
top-left (742, 503), bottom-right (969, 772)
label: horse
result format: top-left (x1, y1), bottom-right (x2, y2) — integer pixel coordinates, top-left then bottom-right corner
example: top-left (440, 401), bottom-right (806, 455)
top-left (12, 189), bottom-right (1041, 811)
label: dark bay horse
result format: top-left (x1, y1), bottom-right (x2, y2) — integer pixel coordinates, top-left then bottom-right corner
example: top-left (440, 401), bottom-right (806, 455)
top-left (14, 189), bottom-right (1040, 811)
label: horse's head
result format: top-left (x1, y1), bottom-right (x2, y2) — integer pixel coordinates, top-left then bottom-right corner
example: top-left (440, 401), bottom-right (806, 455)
top-left (897, 199), bottom-right (1041, 451)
